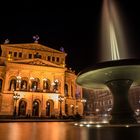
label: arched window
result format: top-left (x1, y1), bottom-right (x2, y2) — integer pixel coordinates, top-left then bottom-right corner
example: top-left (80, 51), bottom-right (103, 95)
top-left (64, 84), bottom-right (68, 97)
top-left (0, 79), bottom-right (3, 92)
top-left (32, 100), bottom-right (39, 116)
top-left (43, 79), bottom-right (50, 91)
top-left (52, 79), bottom-right (59, 92)
top-left (30, 78), bottom-right (40, 92)
top-left (9, 79), bottom-right (16, 91)
top-left (21, 80), bottom-right (27, 90)
top-left (32, 81), bottom-right (38, 91)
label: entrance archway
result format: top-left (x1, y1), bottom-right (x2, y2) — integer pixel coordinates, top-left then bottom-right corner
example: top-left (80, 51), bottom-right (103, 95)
top-left (46, 102), bottom-right (51, 116)
top-left (32, 100), bottom-right (39, 116)
top-left (9, 79), bottom-right (16, 91)
top-left (18, 100), bottom-right (27, 116)
top-left (46, 100), bottom-right (54, 117)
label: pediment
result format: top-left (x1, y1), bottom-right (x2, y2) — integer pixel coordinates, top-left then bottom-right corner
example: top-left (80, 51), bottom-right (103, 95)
top-left (11, 58), bottom-right (63, 68)
top-left (2, 43), bottom-right (66, 55)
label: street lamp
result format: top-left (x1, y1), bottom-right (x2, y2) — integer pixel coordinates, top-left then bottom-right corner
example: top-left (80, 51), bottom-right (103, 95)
top-left (58, 95), bottom-right (64, 118)
top-left (13, 92), bottom-right (20, 117)
top-left (81, 98), bottom-right (87, 117)
top-left (95, 108), bottom-right (100, 116)
top-left (135, 109), bottom-right (140, 116)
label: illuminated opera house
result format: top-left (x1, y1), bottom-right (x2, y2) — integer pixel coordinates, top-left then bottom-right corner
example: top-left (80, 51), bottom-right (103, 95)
top-left (0, 42), bottom-right (83, 118)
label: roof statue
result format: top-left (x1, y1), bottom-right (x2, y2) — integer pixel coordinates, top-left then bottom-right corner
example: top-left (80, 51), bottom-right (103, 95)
top-left (4, 39), bottom-right (10, 44)
top-left (33, 35), bottom-right (40, 43)
top-left (60, 47), bottom-right (65, 52)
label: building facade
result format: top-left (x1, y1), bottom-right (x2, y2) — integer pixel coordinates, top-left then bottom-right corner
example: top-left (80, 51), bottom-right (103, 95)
top-left (0, 42), bottom-right (83, 118)
top-left (83, 88), bottom-right (113, 116)
top-left (84, 86), bottom-right (140, 117)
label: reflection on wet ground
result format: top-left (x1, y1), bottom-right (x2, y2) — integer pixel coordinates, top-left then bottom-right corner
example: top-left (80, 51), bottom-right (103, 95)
top-left (0, 122), bottom-right (140, 140)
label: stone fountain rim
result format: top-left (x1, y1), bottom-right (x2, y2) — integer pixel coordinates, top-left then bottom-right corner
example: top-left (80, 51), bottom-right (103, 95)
top-left (76, 59), bottom-right (140, 89)
top-left (77, 59), bottom-right (140, 77)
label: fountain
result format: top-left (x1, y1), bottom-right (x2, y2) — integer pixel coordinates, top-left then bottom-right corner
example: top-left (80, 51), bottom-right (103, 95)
top-left (76, 0), bottom-right (139, 124)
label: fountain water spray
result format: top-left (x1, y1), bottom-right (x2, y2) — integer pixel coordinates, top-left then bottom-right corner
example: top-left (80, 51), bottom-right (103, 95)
top-left (101, 0), bottom-right (127, 61)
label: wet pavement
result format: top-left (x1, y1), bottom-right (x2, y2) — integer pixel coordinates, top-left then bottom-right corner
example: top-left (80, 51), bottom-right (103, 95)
top-left (0, 122), bottom-right (140, 140)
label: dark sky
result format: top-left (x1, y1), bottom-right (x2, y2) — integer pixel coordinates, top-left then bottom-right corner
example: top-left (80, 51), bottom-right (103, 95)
top-left (0, 0), bottom-right (140, 73)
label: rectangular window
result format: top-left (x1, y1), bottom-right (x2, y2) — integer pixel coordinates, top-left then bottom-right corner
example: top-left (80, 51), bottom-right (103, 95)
top-left (56, 57), bottom-right (59, 62)
top-left (48, 56), bottom-right (51, 61)
top-left (19, 52), bottom-right (22, 58)
top-left (29, 54), bottom-right (32, 59)
top-left (14, 52), bottom-right (17, 57)
top-left (52, 57), bottom-right (55, 61)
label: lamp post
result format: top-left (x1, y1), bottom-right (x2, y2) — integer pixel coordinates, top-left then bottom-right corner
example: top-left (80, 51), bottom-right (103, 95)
top-left (58, 95), bottom-right (64, 118)
top-left (95, 108), bottom-right (100, 116)
top-left (13, 92), bottom-right (20, 117)
top-left (81, 98), bottom-right (87, 117)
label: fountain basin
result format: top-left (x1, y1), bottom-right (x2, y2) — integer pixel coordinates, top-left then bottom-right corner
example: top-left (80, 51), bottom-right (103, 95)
top-left (76, 59), bottom-right (140, 124)
top-left (76, 59), bottom-right (140, 89)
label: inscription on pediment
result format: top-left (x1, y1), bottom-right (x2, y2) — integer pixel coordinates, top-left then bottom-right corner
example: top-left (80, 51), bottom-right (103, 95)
top-left (12, 59), bottom-right (62, 68)
top-left (28, 60), bottom-right (46, 66)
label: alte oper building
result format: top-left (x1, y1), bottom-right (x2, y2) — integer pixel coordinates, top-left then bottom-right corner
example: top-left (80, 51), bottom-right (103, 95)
top-left (0, 42), bottom-right (83, 118)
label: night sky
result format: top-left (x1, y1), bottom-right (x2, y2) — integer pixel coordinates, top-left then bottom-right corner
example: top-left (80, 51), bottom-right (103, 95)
top-left (0, 0), bottom-right (140, 74)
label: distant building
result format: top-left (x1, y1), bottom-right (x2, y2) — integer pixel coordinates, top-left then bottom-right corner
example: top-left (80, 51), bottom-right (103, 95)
top-left (83, 88), bottom-right (112, 115)
top-left (0, 43), bottom-right (83, 118)
top-left (129, 86), bottom-right (140, 112)
top-left (84, 86), bottom-right (140, 116)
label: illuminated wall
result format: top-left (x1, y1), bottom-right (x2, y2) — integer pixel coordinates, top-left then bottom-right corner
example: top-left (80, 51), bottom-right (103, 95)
top-left (0, 43), bottom-right (83, 117)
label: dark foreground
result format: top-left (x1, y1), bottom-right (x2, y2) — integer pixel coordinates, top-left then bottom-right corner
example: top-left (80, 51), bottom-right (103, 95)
top-left (0, 122), bottom-right (140, 140)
